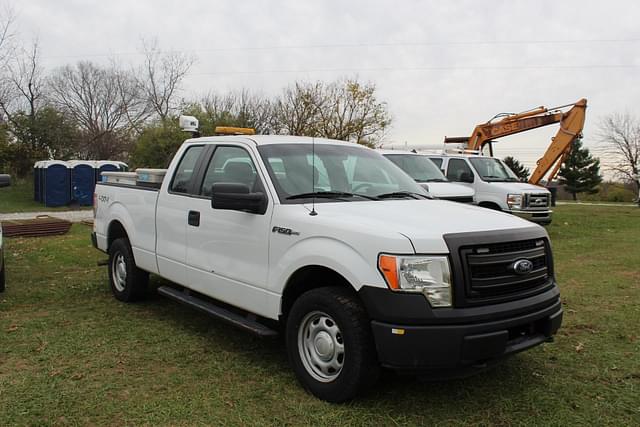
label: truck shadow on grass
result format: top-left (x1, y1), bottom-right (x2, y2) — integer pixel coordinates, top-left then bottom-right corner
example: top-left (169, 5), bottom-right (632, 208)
top-left (135, 277), bottom-right (542, 411)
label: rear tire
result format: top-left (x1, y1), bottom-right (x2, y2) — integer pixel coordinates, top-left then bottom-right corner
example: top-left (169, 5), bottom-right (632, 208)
top-left (286, 287), bottom-right (379, 402)
top-left (108, 238), bottom-right (149, 302)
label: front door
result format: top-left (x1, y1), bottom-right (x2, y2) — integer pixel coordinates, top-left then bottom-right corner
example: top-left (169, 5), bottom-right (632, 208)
top-left (185, 144), bottom-right (273, 316)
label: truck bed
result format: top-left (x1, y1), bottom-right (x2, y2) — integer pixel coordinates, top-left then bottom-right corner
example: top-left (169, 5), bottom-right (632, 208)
top-left (94, 182), bottom-right (160, 274)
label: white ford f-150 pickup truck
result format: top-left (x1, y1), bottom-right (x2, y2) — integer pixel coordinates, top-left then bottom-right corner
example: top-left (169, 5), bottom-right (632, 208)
top-left (92, 135), bottom-right (562, 402)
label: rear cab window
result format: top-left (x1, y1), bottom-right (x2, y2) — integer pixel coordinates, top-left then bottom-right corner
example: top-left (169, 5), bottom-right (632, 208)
top-left (170, 145), bottom-right (205, 194)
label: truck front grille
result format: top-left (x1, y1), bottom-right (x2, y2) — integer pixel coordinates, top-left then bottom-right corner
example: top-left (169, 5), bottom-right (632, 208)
top-left (459, 238), bottom-right (553, 305)
top-left (523, 193), bottom-right (550, 210)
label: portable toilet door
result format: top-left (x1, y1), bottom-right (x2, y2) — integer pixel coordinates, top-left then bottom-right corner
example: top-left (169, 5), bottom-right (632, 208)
top-left (33, 161), bottom-right (42, 202)
top-left (69, 160), bottom-right (96, 206)
top-left (39, 162), bottom-right (47, 203)
top-left (36, 161), bottom-right (46, 203)
top-left (95, 161), bottom-right (120, 183)
top-left (43, 161), bottom-right (71, 207)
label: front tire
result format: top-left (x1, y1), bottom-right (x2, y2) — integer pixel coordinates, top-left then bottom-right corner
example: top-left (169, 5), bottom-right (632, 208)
top-left (286, 287), bottom-right (379, 402)
top-left (108, 238), bottom-right (149, 302)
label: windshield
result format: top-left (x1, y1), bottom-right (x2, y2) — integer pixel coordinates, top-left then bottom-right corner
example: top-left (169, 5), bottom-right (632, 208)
top-left (468, 157), bottom-right (520, 182)
top-left (383, 154), bottom-right (447, 182)
top-left (258, 144), bottom-right (428, 203)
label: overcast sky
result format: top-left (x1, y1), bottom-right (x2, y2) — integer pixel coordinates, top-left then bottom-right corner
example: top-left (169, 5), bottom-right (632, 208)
top-left (6, 0), bottom-right (640, 175)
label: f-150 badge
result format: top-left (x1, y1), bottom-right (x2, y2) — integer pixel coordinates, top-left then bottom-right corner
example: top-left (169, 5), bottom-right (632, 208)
top-left (272, 226), bottom-right (300, 236)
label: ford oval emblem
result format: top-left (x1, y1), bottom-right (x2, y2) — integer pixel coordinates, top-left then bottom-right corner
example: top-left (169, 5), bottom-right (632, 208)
top-left (511, 259), bottom-right (534, 275)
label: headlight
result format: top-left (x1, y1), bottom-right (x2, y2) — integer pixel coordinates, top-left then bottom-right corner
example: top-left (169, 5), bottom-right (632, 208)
top-left (378, 255), bottom-right (452, 307)
top-left (507, 193), bottom-right (522, 209)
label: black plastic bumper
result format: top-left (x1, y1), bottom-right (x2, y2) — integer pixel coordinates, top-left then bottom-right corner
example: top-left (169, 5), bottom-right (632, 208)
top-left (359, 285), bottom-right (562, 371)
top-left (90, 232), bottom-right (98, 249)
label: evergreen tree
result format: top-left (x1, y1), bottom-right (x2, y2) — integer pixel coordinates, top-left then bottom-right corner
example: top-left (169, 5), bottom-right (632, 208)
top-left (558, 139), bottom-right (602, 200)
top-left (503, 156), bottom-right (530, 182)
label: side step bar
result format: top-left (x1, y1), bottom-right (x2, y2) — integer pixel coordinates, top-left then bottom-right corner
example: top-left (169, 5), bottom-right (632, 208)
top-left (157, 286), bottom-right (278, 338)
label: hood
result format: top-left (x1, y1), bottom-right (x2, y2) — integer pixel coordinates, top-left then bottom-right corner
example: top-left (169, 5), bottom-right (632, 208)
top-left (485, 182), bottom-right (550, 193)
top-left (303, 199), bottom-right (540, 253)
top-left (420, 182), bottom-right (475, 198)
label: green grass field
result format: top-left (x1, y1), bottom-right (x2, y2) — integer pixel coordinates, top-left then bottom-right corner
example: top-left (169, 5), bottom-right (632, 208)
top-left (0, 179), bottom-right (91, 213)
top-left (0, 205), bottom-right (638, 425)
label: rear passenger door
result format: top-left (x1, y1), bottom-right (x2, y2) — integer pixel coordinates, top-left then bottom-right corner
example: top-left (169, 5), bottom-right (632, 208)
top-left (156, 144), bottom-right (207, 286)
top-left (184, 144), bottom-right (274, 317)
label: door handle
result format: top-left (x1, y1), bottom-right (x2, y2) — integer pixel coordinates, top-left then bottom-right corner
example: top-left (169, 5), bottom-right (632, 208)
top-left (188, 210), bottom-right (200, 226)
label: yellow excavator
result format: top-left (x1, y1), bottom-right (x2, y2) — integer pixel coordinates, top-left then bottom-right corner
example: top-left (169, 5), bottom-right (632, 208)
top-left (444, 98), bottom-right (587, 185)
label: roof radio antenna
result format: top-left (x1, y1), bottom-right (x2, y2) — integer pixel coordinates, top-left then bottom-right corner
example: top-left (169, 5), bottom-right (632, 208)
top-left (309, 136), bottom-right (318, 216)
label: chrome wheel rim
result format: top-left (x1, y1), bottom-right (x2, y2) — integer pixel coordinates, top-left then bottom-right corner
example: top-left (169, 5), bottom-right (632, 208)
top-left (298, 311), bottom-right (345, 382)
top-left (112, 253), bottom-right (127, 292)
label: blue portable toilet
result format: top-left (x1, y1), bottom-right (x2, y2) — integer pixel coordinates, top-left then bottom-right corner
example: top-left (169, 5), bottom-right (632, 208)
top-left (95, 161), bottom-right (121, 183)
top-left (43, 161), bottom-right (71, 207)
top-left (69, 160), bottom-right (96, 206)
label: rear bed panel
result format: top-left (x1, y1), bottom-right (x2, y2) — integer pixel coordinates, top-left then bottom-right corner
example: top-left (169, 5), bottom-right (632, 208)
top-left (94, 183), bottom-right (160, 274)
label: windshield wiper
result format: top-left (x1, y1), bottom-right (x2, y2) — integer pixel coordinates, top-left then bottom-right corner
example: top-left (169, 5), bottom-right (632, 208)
top-left (376, 191), bottom-right (432, 200)
top-left (425, 178), bottom-right (447, 182)
top-left (286, 191), bottom-right (379, 201)
top-left (483, 175), bottom-right (509, 182)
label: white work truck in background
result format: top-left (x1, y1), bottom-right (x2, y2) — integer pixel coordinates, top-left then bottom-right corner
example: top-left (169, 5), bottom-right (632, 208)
top-left (92, 134), bottom-right (562, 402)
top-left (376, 149), bottom-right (475, 203)
top-left (427, 153), bottom-right (553, 224)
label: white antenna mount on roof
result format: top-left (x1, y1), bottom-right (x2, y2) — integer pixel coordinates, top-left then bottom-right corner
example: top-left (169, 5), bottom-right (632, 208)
top-left (179, 115), bottom-right (199, 134)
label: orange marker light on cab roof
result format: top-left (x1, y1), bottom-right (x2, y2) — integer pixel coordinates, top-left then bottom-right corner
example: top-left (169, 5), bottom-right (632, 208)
top-left (214, 126), bottom-right (256, 135)
top-left (378, 255), bottom-right (399, 290)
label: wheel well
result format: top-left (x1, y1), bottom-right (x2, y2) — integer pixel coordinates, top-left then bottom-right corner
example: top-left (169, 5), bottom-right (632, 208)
top-left (280, 265), bottom-right (355, 320)
top-left (107, 220), bottom-right (128, 250)
top-left (479, 201), bottom-right (503, 211)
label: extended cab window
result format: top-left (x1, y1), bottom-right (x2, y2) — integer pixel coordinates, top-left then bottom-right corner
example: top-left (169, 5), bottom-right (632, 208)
top-left (170, 145), bottom-right (204, 194)
top-left (446, 158), bottom-right (474, 182)
top-left (200, 146), bottom-right (260, 196)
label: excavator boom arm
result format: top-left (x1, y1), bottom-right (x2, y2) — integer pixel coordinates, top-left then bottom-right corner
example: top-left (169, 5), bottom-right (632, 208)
top-left (446, 98), bottom-right (587, 185)
top-left (466, 113), bottom-right (563, 150)
top-left (529, 100), bottom-right (587, 184)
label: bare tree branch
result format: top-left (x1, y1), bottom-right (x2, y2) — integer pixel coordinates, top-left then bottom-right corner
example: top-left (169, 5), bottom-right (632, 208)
top-left (48, 61), bottom-right (145, 159)
top-left (271, 77), bottom-right (391, 145)
top-left (597, 113), bottom-right (640, 203)
top-left (139, 38), bottom-right (195, 120)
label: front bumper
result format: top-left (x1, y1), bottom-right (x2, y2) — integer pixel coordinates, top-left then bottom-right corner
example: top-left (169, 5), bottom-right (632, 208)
top-left (510, 209), bottom-right (552, 224)
top-left (359, 284), bottom-right (562, 371)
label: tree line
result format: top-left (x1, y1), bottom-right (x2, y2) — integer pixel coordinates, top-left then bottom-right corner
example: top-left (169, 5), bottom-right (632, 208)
top-left (0, 12), bottom-right (390, 175)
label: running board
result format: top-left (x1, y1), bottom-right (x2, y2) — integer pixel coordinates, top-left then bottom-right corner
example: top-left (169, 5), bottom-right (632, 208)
top-left (157, 286), bottom-right (278, 337)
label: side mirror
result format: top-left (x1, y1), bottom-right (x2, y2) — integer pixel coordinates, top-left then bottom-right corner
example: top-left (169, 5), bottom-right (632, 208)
top-left (211, 183), bottom-right (267, 215)
top-left (460, 172), bottom-right (474, 183)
